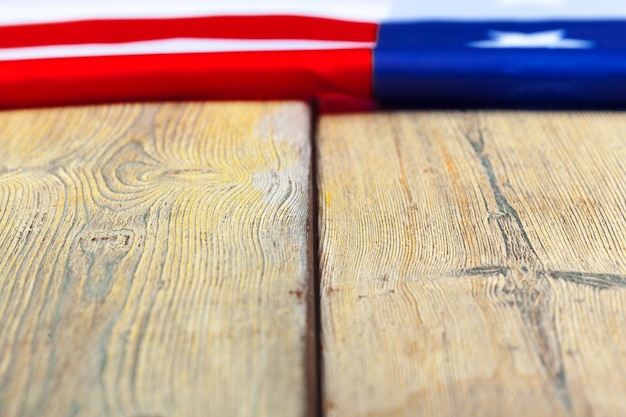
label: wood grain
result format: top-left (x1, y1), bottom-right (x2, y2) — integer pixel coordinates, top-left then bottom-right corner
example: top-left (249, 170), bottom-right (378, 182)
top-left (317, 111), bottom-right (626, 417)
top-left (0, 102), bottom-right (315, 417)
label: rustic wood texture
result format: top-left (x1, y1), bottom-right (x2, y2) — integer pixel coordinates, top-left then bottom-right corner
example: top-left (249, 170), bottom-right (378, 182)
top-left (0, 102), bottom-right (315, 417)
top-left (317, 111), bottom-right (626, 417)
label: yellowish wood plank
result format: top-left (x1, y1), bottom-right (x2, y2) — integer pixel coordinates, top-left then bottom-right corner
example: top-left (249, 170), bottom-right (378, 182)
top-left (0, 102), bottom-right (315, 417)
top-left (318, 111), bottom-right (626, 417)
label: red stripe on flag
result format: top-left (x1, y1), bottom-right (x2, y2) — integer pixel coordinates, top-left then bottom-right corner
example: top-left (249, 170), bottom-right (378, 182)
top-left (0, 49), bottom-right (372, 108)
top-left (0, 16), bottom-right (378, 48)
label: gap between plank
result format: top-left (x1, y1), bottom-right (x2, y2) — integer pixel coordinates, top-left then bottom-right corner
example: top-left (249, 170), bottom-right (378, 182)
top-left (308, 98), bottom-right (324, 417)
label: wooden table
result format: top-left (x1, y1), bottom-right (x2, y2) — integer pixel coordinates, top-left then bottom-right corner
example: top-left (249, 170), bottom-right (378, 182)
top-left (1, 102), bottom-right (625, 416)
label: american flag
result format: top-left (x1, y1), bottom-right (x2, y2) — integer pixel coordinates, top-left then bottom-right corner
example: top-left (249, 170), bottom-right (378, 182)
top-left (1, 0), bottom-right (625, 108)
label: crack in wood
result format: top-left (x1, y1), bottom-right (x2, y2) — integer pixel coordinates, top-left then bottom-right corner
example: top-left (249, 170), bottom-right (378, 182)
top-left (454, 266), bottom-right (626, 291)
top-left (548, 270), bottom-right (626, 290)
top-left (464, 128), bottom-right (542, 270)
top-left (463, 124), bottom-right (573, 413)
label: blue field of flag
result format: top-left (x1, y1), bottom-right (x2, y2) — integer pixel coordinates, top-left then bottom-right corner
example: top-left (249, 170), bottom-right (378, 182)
top-left (374, 20), bottom-right (626, 106)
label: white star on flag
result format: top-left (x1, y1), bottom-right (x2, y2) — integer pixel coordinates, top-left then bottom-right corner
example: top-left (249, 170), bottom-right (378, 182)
top-left (468, 29), bottom-right (593, 48)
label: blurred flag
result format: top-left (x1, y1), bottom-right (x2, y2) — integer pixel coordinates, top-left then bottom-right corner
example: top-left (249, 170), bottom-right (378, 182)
top-left (1, 0), bottom-right (625, 108)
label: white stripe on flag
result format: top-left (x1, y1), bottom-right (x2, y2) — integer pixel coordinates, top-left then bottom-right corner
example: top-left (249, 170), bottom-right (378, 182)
top-left (0, 38), bottom-right (375, 62)
top-left (1, 0), bottom-right (625, 27)
top-left (0, 0), bottom-right (391, 25)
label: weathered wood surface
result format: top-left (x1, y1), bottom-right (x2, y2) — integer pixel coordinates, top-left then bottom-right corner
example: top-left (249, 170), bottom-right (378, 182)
top-left (317, 111), bottom-right (626, 417)
top-left (0, 102), bottom-right (315, 417)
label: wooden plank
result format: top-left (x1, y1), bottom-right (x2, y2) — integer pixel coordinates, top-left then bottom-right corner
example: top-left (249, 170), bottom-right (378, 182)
top-left (0, 102), bottom-right (315, 417)
top-left (317, 111), bottom-right (626, 417)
